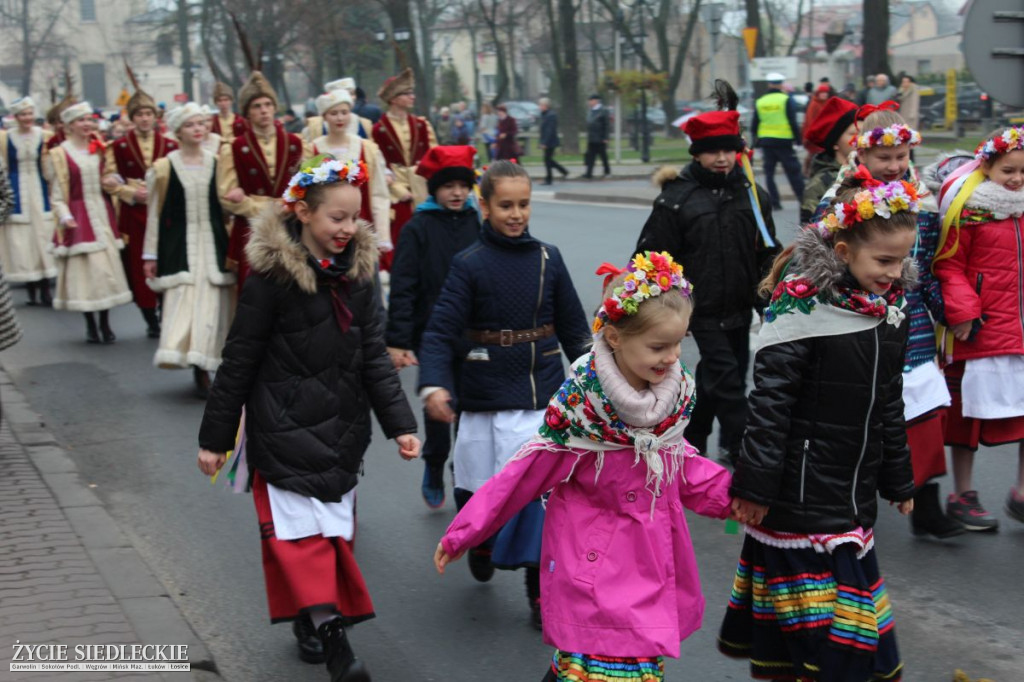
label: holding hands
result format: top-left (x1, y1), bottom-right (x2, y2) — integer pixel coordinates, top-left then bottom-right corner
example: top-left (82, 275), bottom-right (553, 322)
top-left (731, 498), bottom-right (769, 526)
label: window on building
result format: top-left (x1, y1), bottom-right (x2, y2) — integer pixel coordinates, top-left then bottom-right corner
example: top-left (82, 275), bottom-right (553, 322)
top-left (917, 59), bottom-right (932, 75)
top-left (81, 63), bottom-right (107, 106)
top-left (156, 35), bottom-right (174, 66)
top-left (80, 0), bottom-right (96, 21)
top-left (482, 74), bottom-right (496, 94)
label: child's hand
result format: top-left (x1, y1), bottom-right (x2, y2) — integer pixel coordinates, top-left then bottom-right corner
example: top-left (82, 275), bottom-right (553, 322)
top-left (222, 188), bottom-right (245, 204)
top-left (951, 319), bottom-right (979, 342)
top-left (197, 449), bottom-right (227, 476)
top-left (396, 434), bottom-right (421, 460)
top-left (731, 498), bottom-right (769, 526)
top-left (895, 499), bottom-right (914, 515)
top-left (434, 542), bottom-right (465, 574)
top-left (425, 389), bottom-right (456, 424)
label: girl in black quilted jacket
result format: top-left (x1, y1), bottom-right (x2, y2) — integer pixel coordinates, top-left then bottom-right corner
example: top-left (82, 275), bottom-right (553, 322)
top-left (718, 173), bottom-right (919, 682)
top-left (197, 156), bottom-right (420, 682)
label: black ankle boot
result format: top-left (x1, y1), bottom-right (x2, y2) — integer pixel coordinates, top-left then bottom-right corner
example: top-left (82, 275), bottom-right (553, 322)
top-left (84, 313), bottom-right (100, 344)
top-left (526, 566), bottom-right (542, 631)
top-left (99, 311), bottom-right (116, 344)
top-left (39, 279), bottom-right (53, 307)
top-left (141, 308), bottom-right (160, 338)
top-left (292, 613), bottom-right (325, 664)
top-left (26, 282), bottom-right (38, 306)
top-left (318, 619), bottom-right (370, 682)
top-left (192, 366), bottom-right (211, 400)
top-left (911, 482), bottom-right (966, 539)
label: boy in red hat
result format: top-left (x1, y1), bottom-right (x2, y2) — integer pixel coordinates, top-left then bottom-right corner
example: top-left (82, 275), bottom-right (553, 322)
top-left (386, 145), bottom-right (482, 508)
top-left (635, 109), bottom-right (780, 466)
top-left (800, 96), bottom-right (859, 222)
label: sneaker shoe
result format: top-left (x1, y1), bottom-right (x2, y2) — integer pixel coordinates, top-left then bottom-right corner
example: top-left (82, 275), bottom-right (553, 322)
top-left (467, 547), bottom-right (495, 582)
top-left (421, 464), bottom-right (445, 509)
top-left (1005, 488), bottom-right (1024, 524)
top-left (946, 491), bottom-right (1000, 532)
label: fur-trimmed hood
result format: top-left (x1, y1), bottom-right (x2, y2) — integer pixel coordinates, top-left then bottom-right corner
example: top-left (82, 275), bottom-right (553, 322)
top-left (791, 227), bottom-right (919, 298)
top-left (652, 165), bottom-right (682, 188)
top-left (245, 203), bottom-right (377, 294)
top-left (966, 179), bottom-right (1024, 218)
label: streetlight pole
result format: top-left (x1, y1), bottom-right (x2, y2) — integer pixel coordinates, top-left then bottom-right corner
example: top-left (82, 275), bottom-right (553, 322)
top-left (637, 0), bottom-right (649, 163)
top-left (614, 21), bottom-right (622, 163)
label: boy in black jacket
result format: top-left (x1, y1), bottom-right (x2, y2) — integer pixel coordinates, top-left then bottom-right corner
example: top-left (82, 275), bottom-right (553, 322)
top-left (386, 145), bottom-right (481, 508)
top-left (635, 110), bottom-right (780, 466)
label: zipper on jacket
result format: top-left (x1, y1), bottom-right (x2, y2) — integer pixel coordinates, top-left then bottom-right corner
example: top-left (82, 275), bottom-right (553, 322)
top-left (530, 246), bottom-right (549, 408)
top-left (1015, 218), bottom-right (1024, 344)
top-left (851, 327), bottom-right (880, 519)
top-left (799, 439), bottom-right (809, 503)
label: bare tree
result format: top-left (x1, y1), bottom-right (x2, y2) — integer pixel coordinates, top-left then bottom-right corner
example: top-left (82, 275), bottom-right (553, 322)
top-left (0, 0), bottom-right (73, 96)
top-left (477, 0), bottom-right (511, 104)
top-left (541, 0), bottom-right (582, 152)
top-left (862, 0), bottom-right (891, 79)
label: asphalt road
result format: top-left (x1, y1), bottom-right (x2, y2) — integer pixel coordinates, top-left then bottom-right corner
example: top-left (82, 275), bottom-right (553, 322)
top-left (2, 190), bottom-right (1022, 681)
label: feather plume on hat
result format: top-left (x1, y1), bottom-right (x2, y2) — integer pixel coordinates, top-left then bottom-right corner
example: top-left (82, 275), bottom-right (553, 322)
top-left (124, 60), bottom-right (158, 119)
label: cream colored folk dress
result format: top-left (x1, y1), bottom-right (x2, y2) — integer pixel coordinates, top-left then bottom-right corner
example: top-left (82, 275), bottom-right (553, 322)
top-left (0, 127), bottom-right (58, 281)
top-left (144, 150), bottom-right (236, 371)
top-left (46, 142), bottom-right (133, 312)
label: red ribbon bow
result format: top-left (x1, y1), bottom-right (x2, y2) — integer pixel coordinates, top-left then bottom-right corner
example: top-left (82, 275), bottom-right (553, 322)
top-left (852, 164), bottom-right (883, 188)
top-left (856, 100), bottom-right (900, 121)
top-left (88, 136), bottom-right (106, 155)
top-left (595, 262), bottom-right (625, 289)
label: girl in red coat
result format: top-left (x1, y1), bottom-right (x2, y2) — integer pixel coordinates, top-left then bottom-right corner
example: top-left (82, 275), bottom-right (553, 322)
top-left (933, 126), bottom-right (1024, 530)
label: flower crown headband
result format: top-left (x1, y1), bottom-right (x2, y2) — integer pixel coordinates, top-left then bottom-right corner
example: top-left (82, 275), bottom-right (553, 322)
top-left (853, 124), bottom-right (921, 149)
top-left (282, 154), bottom-right (368, 210)
top-left (975, 125), bottom-right (1024, 162)
top-left (592, 251), bottom-right (693, 334)
top-left (813, 167), bottom-right (920, 240)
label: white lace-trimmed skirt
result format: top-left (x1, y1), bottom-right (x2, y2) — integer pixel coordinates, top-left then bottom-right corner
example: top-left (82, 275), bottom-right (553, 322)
top-left (453, 409), bottom-right (545, 492)
top-left (961, 356), bottom-right (1024, 419)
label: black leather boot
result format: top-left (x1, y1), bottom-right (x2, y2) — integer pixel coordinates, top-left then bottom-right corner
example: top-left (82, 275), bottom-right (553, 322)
top-left (911, 482), bottom-right (966, 539)
top-left (192, 366), bottom-right (211, 400)
top-left (526, 566), bottom-right (542, 631)
top-left (39, 279), bottom-right (53, 307)
top-left (292, 613), bottom-right (325, 664)
top-left (318, 618), bottom-right (370, 682)
top-left (26, 282), bottom-right (38, 306)
top-left (84, 313), bottom-right (100, 344)
top-left (99, 310), bottom-right (116, 344)
top-left (141, 307), bottom-right (160, 338)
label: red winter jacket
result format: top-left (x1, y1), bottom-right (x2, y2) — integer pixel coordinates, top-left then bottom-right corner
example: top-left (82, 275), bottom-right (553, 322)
top-left (934, 181), bottom-right (1024, 361)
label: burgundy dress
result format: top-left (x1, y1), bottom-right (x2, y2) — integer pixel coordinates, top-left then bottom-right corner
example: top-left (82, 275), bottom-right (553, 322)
top-left (495, 116), bottom-right (520, 161)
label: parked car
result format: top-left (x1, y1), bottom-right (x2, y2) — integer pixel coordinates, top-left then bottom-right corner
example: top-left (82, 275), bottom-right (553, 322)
top-left (500, 101), bottom-right (540, 131)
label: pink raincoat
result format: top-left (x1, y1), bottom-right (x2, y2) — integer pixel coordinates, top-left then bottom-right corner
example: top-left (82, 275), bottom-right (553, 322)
top-left (442, 443), bottom-right (732, 658)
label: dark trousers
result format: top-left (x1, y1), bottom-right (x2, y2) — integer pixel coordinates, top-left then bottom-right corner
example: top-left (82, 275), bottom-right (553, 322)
top-left (543, 146), bottom-right (568, 183)
top-left (422, 409), bottom-right (453, 470)
top-left (761, 144), bottom-right (805, 206)
top-left (584, 141), bottom-right (610, 177)
top-left (684, 324), bottom-right (751, 456)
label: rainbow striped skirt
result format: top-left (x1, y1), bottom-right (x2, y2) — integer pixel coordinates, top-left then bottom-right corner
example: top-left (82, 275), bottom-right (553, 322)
top-left (543, 651), bottom-right (665, 681)
top-left (717, 528), bottom-right (903, 681)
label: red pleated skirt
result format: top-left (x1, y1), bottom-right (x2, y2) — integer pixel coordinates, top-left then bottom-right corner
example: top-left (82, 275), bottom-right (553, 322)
top-left (944, 361), bottom-right (1024, 450)
top-left (252, 472), bottom-right (375, 625)
top-left (906, 408), bottom-right (947, 488)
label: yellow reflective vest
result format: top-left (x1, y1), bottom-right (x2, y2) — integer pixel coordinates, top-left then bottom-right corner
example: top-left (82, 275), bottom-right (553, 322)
top-left (755, 91), bottom-right (794, 140)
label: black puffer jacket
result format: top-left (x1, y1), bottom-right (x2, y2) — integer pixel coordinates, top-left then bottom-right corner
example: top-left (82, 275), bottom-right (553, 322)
top-left (635, 162), bottom-right (781, 330)
top-left (731, 229), bottom-right (916, 533)
top-left (418, 222), bottom-right (591, 412)
top-left (198, 207), bottom-right (417, 502)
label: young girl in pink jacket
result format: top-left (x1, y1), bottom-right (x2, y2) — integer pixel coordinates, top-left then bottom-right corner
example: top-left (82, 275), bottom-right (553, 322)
top-left (434, 251), bottom-right (735, 681)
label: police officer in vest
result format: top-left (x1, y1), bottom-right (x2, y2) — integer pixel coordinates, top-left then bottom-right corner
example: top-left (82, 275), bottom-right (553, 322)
top-left (752, 73), bottom-right (804, 210)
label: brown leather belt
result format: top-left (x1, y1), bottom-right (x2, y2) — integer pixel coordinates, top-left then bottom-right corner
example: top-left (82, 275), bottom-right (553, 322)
top-left (466, 323), bottom-right (555, 347)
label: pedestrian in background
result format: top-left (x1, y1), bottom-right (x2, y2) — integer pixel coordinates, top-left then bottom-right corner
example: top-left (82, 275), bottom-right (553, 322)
top-left (418, 161), bottom-right (590, 628)
top-left (583, 94), bottom-right (610, 179)
top-left (494, 105), bottom-right (519, 161)
top-left (865, 73), bottom-right (899, 106)
top-left (479, 102), bottom-right (498, 160)
top-left (434, 251), bottom-right (735, 681)
top-left (197, 156), bottom-right (421, 682)
top-left (719, 175), bottom-right (919, 682)
top-left (538, 97), bottom-right (569, 185)
top-left (857, 74), bottom-right (877, 106)
top-left (636, 110), bottom-right (779, 466)
top-left (898, 75), bottom-right (921, 130)
top-left (752, 73), bottom-right (804, 209)
top-left (386, 145), bottom-right (482, 509)
top-left (933, 126), bottom-right (1024, 531)
top-left (434, 106), bottom-right (455, 145)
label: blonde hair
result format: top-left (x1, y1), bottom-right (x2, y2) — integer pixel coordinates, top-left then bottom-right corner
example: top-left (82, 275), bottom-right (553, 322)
top-left (601, 272), bottom-right (693, 338)
top-left (859, 109), bottom-right (905, 131)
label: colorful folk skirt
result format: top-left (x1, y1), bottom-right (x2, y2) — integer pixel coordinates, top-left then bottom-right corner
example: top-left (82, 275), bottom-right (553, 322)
top-left (718, 530), bottom-right (903, 682)
top-left (543, 651), bottom-right (665, 682)
top-left (252, 472), bottom-right (375, 625)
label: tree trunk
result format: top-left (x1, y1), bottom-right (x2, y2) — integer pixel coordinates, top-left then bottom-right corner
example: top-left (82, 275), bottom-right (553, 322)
top-left (178, 0), bottom-right (194, 99)
top-left (745, 0), bottom-right (768, 97)
top-left (20, 0), bottom-right (32, 96)
top-left (862, 0), bottom-right (891, 79)
top-left (557, 0), bottom-right (580, 153)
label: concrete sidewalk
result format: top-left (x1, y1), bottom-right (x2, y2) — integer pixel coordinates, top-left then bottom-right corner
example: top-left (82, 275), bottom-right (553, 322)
top-left (0, 369), bottom-right (218, 681)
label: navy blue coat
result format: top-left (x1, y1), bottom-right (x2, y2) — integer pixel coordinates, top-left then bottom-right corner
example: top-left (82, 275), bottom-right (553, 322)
top-left (418, 223), bottom-right (591, 412)
top-left (539, 109), bottom-right (560, 148)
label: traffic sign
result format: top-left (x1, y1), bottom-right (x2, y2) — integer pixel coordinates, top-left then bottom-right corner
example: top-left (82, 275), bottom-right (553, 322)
top-left (173, 93), bottom-right (188, 103)
top-left (748, 56), bottom-right (798, 81)
top-left (742, 27), bottom-right (758, 60)
top-left (963, 0), bottom-right (1024, 107)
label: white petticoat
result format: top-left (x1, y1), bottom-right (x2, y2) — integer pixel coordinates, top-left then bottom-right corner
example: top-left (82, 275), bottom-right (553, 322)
top-left (961, 355), bottom-right (1024, 419)
top-left (266, 483), bottom-right (355, 541)
top-left (902, 361), bottom-right (951, 421)
top-left (453, 409), bottom-right (545, 492)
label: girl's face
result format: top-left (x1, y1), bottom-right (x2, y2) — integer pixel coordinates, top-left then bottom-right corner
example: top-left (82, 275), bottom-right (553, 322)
top-left (178, 116), bottom-right (207, 144)
top-left (605, 312), bottom-right (689, 392)
top-left (15, 109), bottom-right (34, 129)
top-left (481, 177), bottom-right (531, 238)
top-left (68, 116), bottom-right (93, 139)
top-left (835, 123), bottom-right (858, 163)
top-left (324, 103), bottom-right (351, 134)
top-left (859, 145), bottom-right (910, 183)
top-left (295, 184), bottom-right (362, 260)
top-left (435, 180), bottom-right (471, 212)
top-left (835, 229), bottom-right (916, 295)
top-left (983, 150), bottom-right (1024, 191)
